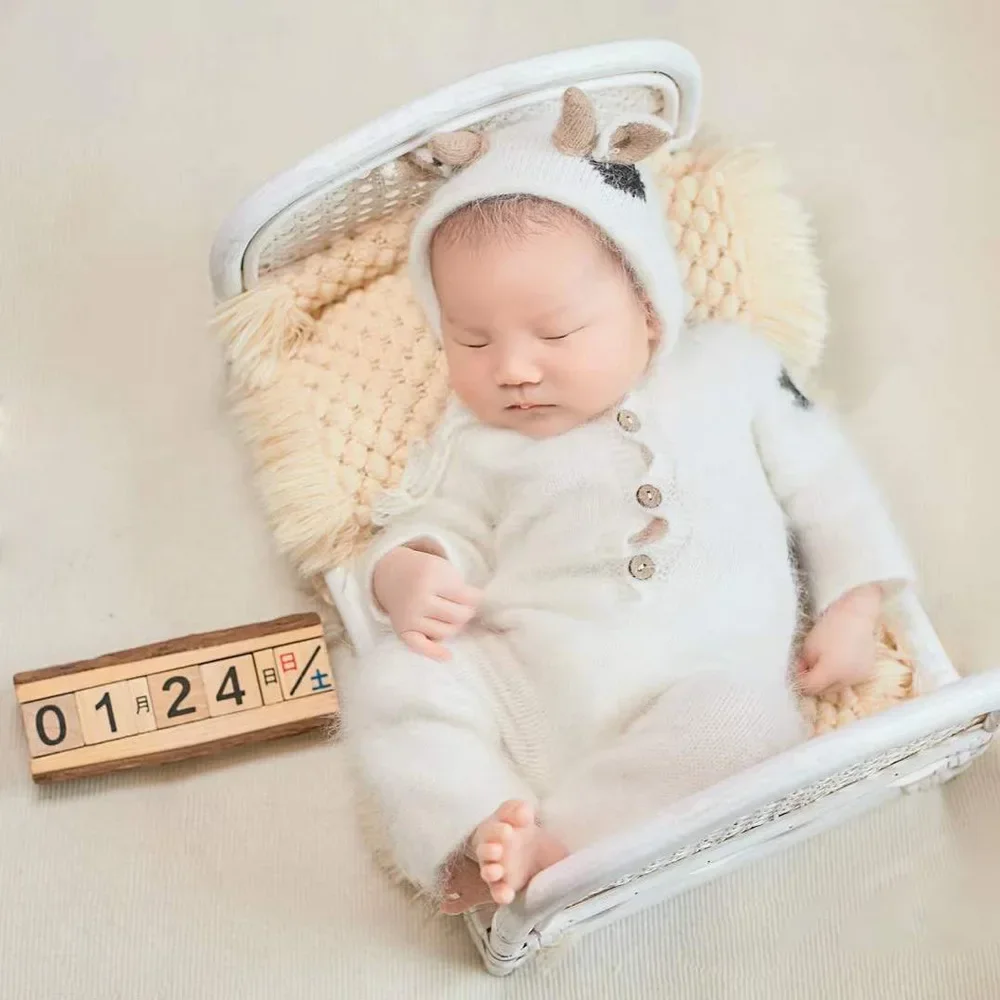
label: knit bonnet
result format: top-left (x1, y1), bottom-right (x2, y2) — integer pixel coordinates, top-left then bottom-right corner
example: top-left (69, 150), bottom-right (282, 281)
top-left (408, 87), bottom-right (688, 350)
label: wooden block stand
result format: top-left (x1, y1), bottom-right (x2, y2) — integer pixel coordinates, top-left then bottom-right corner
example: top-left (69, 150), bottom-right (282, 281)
top-left (14, 613), bottom-right (337, 783)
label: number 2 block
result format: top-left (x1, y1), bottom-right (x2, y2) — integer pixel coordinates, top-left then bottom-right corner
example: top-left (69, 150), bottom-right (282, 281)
top-left (148, 666), bottom-right (210, 729)
top-left (199, 656), bottom-right (262, 717)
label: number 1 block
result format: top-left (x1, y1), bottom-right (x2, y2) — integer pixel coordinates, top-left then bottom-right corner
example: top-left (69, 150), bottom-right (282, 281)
top-left (76, 680), bottom-right (144, 744)
top-left (13, 613), bottom-right (337, 783)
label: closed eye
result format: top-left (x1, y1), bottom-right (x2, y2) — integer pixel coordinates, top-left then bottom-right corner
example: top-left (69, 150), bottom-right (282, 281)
top-left (444, 320), bottom-right (490, 349)
top-left (542, 325), bottom-right (586, 341)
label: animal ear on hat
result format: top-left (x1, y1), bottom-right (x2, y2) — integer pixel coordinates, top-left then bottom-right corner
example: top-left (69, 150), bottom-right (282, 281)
top-left (428, 130), bottom-right (489, 166)
top-left (596, 117), bottom-right (673, 165)
top-left (404, 129), bottom-right (489, 177)
top-left (552, 86), bottom-right (599, 157)
top-left (552, 87), bottom-right (672, 165)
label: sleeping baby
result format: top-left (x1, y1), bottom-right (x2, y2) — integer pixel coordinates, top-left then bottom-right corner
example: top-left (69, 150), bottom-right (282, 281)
top-left (338, 88), bottom-right (914, 913)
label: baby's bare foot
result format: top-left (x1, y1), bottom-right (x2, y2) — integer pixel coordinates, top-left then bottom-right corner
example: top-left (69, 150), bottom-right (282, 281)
top-left (441, 799), bottom-right (569, 913)
top-left (468, 800), bottom-right (568, 910)
top-left (440, 801), bottom-right (567, 914)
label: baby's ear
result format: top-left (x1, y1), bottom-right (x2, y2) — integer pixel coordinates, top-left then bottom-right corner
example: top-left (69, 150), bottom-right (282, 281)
top-left (596, 116), bottom-right (673, 165)
top-left (631, 286), bottom-right (661, 343)
top-left (645, 301), bottom-right (663, 344)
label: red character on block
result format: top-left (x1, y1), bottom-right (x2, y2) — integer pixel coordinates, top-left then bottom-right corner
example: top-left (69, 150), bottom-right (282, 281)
top-left (279, 651), bottom-right (298, 673)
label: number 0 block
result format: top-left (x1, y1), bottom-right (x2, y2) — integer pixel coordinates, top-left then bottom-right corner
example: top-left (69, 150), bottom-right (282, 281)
top-left (21, 694), bottom-right (85, 758)
top-left (13, 613), bottom-right (337, 783)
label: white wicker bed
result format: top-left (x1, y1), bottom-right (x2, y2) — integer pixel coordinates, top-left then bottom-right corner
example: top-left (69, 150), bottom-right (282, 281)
top-left (209, 40), bottom-right (1000, 975)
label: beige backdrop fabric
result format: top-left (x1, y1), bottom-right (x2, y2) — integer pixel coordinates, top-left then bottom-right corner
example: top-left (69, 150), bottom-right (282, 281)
top-left (1, 2), bottom-right (998, 998)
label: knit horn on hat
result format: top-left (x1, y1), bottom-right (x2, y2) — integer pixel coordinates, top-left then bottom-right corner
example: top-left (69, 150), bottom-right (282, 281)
top-left (553, 86), bottom-right (672, 165)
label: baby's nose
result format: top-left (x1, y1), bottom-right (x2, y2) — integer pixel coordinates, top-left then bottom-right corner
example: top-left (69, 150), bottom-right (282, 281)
top-left (494, 348), bottom-right (542, 386)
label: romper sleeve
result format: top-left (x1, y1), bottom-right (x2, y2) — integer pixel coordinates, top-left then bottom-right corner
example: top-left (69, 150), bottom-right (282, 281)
top-left (751, 345), bottom-right (916, 616)
top-left (357, 426), bottom-right (495, 623)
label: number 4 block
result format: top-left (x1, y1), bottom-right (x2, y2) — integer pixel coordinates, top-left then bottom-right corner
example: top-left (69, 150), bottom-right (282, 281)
top-left (199, 656), bottom-right (263, 716)
top-left (14, 614), bottom-right (337, 783)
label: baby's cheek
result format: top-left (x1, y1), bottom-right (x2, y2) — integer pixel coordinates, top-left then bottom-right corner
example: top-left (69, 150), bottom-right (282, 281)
top-left (448, 360), bottom-right (493, 413)
top-left (572, 342), bottom-right (642, 398)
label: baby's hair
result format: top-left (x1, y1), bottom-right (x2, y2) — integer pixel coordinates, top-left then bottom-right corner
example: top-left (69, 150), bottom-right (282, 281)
top-left (430, 194), bottom-right (653, 316)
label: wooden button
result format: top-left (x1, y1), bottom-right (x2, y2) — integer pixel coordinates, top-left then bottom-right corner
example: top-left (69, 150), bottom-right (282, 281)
top-left (636, 484), bottom-right (662, 508)
top-left (616, 409), bottom-right (641, 433)
top-left (628, 554), bottom-right (655, 580)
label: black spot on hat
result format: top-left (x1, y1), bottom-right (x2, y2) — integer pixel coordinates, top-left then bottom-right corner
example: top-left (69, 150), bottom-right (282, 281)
top-left (779, 368), bottom-right (812, 409)
top-left (588, 160), bottom-right (646, 200)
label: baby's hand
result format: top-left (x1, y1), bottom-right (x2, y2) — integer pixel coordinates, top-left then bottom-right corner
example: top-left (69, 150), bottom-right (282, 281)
top-left (796, 584), bottom-right (883, 696)
top-left (372, 545), bottom-right (482, 661)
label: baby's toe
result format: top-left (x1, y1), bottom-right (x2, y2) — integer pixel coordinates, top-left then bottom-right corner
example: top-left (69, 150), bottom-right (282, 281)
top-left (496, 799), bottom-right (535, 828)
top-left (487, 820), bottom-right (513, 845)
top-left (473, 820), bottom-right (512, 856)
top-left (480, 863), bottom-right (505, 884)
top-left (491, 883), bottom-right (515, 906)
top-left (476, 842), bottom-right (503, 863)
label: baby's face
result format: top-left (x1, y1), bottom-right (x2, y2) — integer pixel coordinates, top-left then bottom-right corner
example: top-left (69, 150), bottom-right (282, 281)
top-left (431, 219), bottom-right (659, 438)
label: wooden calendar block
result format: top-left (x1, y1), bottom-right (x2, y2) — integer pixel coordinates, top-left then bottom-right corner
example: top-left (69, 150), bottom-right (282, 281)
top-left (128, 677), bottom-right (158, 734)
top-left (21, 693), bottom-right (85, 758)
top-left (252, 649), bottom-right (284, 706)
top-left (13, 613), bottom-right (338, 783)
top-left (75, 680), bottom-right (144, 745)
top-left (272, 639), bottom-right (335, 700)
top-left (199, 655), bottom-right (263, 717)
top-left (148, 665), bottom-right (211, 729)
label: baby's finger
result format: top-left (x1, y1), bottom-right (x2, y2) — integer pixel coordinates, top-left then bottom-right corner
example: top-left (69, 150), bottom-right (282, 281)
top-left (400, 630), bottom-right (451, 662)
top-left (439, 582), bottom-right (484, 608)
top-left (797, 660), bottom-right (838, 696)
top-left (417, 617), bottom-right (462, 642)
top-left (797, 642), bottom-right (820, 669)
top-left (427, 596), bottom-right (477, 626)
